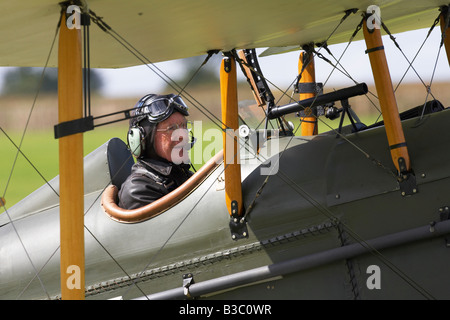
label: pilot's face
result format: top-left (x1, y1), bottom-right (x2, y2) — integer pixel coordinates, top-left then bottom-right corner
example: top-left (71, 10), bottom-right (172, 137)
top-left (154, 112), bottom-right (190, 164)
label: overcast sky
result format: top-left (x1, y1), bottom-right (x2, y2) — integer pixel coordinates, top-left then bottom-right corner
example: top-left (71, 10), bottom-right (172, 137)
top-left (0, 27), bottom-right (448, 98)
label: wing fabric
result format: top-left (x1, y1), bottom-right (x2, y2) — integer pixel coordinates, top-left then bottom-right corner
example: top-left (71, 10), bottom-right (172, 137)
top-left (0, 0), bottom-right (448, 67)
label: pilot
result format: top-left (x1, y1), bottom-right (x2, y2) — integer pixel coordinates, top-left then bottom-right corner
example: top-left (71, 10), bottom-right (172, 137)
top-left (118, 93), bottom-right (194, 210)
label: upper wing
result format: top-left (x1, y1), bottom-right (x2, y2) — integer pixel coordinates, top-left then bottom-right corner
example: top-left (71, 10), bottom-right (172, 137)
top-left (0, 0), bottom-right (447, 68)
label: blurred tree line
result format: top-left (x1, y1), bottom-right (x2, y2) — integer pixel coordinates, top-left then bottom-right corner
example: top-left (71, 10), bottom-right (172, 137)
top-left (167, 54), bottom-right (222, 90)
top-left (1, 67), bottom-right (103, 95)
top-left (162, 53), bottom-right (247, 92)
top-left (0, 53), bottom-right (238, 96)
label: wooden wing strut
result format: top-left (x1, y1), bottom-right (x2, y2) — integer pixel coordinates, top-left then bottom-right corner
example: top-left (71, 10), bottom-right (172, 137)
top-left (298, 49), bottom-right (318, 136)
top-left (58, 10), bottom-right (85, 300)
top-left (220, 52), bottom-right (243, 218)
top-left (363, 13), bottom-right (417, 196)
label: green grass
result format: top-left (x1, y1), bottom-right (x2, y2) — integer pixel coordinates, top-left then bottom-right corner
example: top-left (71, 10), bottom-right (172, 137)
top-left (0, 124), bottom-right (129, 212)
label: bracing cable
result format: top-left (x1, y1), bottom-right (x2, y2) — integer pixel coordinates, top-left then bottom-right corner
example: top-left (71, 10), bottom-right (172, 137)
top-left (3, 13), bottom-right (63, 300)
top-left (9, 6), bottom-right (445, 300)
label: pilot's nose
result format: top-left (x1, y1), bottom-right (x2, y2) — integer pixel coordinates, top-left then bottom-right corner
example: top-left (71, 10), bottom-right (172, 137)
top-left (171, 128), bottom-right (189, 145)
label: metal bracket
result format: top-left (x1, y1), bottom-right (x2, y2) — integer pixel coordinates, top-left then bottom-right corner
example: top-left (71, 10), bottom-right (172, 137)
top-left (229, 201), bottom-right (248, 240)
top-left (439, 206), bottom-right (450, 221)
top-left (223, 54), bottom-right (232, 73)
top-left (182, 273), bottom-right (195, 299)
top-left (439, 206), bottom-right (450, 247)
top-left (81, 12), bottom-right (90, 26)
top-left (54, 116), bottom-right (94, 139)
top-left (398, 172), bottom-right (418, 197)
top-left (295, 82), bottom-right (323, 95)
top-left (398, 158), bottom-right (418, 197)
top-left (297, 105), bottom-right (326, 118)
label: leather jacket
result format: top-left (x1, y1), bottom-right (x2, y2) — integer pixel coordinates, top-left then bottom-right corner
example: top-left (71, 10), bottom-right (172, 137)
top-left (118, 157), bottom-right (193, 210)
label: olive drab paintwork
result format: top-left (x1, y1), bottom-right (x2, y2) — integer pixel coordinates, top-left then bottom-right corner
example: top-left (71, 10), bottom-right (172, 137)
top-left (3, 107), bottom-right (450, 299)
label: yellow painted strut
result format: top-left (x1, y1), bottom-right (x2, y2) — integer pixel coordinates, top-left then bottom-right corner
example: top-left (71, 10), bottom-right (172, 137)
top-left (363, 16), bottom-right (411, 175)
top-left (58, 10), bottom-right (85, 300)
top-left (440, 6), bottom-right (450, 67)
top-left (220, 53), bottom-right (243, 217)
top-left (298, 50), bottom-right (318, 136)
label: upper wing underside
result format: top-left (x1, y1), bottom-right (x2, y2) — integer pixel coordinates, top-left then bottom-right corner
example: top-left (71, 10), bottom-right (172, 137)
top-left (0, 0), bottom-right (448, 68)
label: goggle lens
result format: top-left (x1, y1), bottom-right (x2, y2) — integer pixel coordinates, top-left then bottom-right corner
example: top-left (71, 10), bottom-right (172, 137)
top-left (135, 95), bottom-right (189, 123)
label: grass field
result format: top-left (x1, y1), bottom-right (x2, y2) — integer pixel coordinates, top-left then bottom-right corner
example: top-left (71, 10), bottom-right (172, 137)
top-left (0, 124), bottom-right (129, 212)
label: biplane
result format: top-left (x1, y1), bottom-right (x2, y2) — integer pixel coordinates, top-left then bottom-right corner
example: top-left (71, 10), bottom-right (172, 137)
top-left (1, 0), bottom-right (450, 301)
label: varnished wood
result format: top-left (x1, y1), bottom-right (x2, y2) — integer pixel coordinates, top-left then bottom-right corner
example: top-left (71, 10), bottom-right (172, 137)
top-left (58, 11), bottom-right (85, 300)
top-left (220, 54), bottom-right (243, 217)
top-left (440, 7), bottom-right (450, 68)
top-left (363, 21), bottom-right (411, 173)
top-left (298, 51), bottom-right (318, 136)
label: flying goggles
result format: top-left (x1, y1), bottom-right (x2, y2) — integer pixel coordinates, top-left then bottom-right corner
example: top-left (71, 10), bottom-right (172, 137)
top-left (133, 94), bottom-right (189, 124)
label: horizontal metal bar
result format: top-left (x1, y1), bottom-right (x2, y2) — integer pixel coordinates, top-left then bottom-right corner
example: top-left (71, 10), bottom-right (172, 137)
top-left (268, 83), bottom-right (368, 119)
top-left (54, 116), bottom-right (94, 139)
top-left (134, 218), bottom-right (450, 300)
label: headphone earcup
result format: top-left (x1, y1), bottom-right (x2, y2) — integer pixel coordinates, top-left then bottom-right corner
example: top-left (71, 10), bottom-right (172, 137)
top-left (127, 126), bottom-right (145, 158)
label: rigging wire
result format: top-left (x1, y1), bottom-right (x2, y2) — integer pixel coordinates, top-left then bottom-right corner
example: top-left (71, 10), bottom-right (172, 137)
top-left (419, 10), bottom-right (449, 119)
top-left (0, 127), bottom-right (59, 197)
top-left (82, 7), bottom-right (443, 299)
top-left (1, 40), bottom-right (61, 200)
top-left (234, 14), bottom-right (438, 299)
top-left (17, 151), bottom-right (150, 299)
top-left (116, 138), bottom-right (256, 299)
top-left (235, 105), bottom-right (435, 299)
top-left (238, 109), bottom-right (435, 299)
top-left (86, 8), bottom-right (438, 298)
top-left (6, 6), bottom-right (444, 300)
top-left (394, 15), bottom-right (441, 93)
top-left (83, 224), bottom-right (149, 298)
top-left (72, 15), bottom-right (296, 298)
top-left (16, 246), bottom-right (59, 299)
top-left (312, 17), bottom-right (382, 115)
top-left (235, 52), bottom-right (376, 163)
top-left (88, 7), bottom-right (373, 167)
top-left (230, 17), bottom-right (431, 297)
top-left (88, 10), bottom-right (225, 130)
top-left (15, 18), bottom-right (260, 298)
top-left (1, 14), bottom-right (63, 300)
top-left (382, 21), bottom-right (437, 102)
top-left (237, 95), bottom-right (436, 299)
top-left (74, 13), bottom-right (277, 297)
top-left (231, 12), bottom-right (410, 286)
top-left (83, 13), bottom-right (92, 118)
top-left (177, 51), bottom-right (218, 98)
top-left (13, 10), bottom-right (156, 298)
top-left (275, 168), bottom-right (436, 299)
top-left (56, 15), bottom-right (233, 297)
top-left (107, 7), bottom-right (434, 298)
